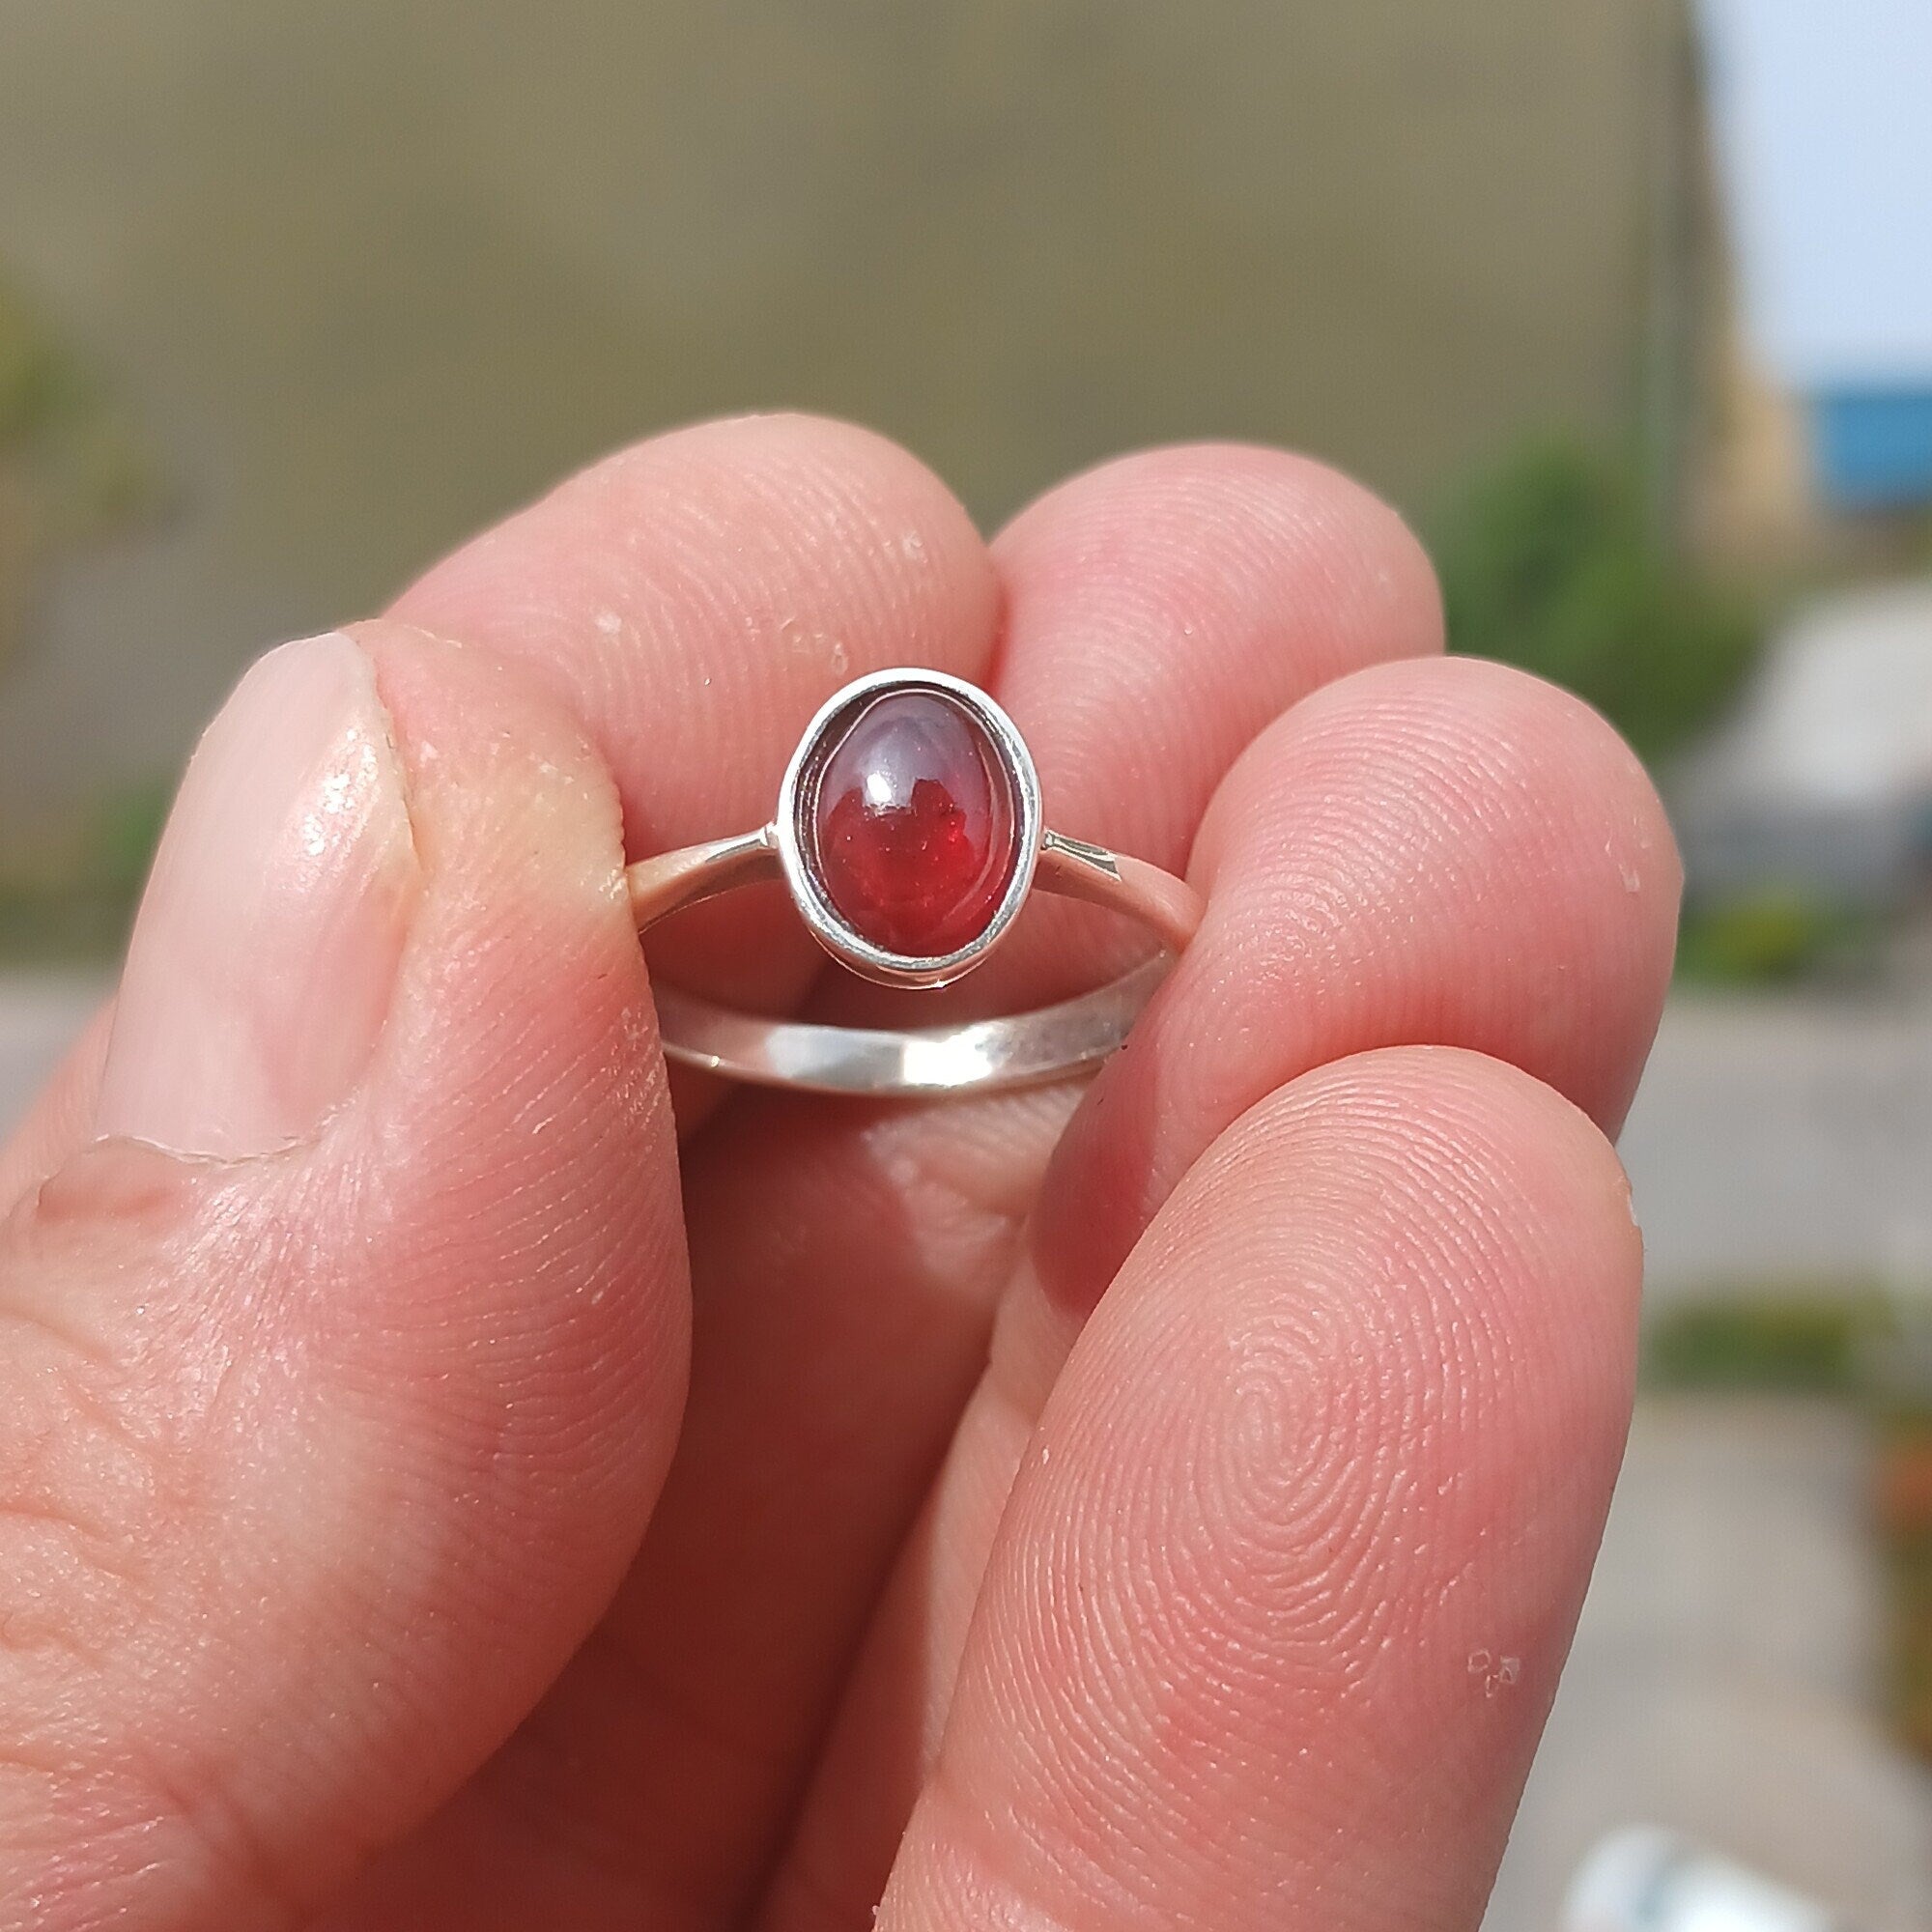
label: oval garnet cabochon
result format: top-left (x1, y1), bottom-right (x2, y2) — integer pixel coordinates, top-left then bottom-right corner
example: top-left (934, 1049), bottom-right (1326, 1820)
top-left (805, 688), bottom-right (1021, 958)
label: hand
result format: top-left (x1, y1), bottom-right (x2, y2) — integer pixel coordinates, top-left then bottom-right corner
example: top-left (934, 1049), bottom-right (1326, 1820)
top-left (0, 418), bottom-right (1676, 1931)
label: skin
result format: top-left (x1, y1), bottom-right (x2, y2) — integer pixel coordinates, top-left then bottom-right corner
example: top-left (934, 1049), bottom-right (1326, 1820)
top-left (0, 417), bottom-right (1678, 1931)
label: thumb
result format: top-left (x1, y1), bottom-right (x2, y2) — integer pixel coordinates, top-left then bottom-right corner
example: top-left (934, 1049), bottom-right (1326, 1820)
top-left (0, 625), bottom-right (688, 1929)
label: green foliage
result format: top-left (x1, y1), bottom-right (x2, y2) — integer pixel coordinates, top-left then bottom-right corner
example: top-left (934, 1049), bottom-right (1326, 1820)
top-left (0, 883), bottom-right (130, 963)
top-left (1644, 1294), bottom-right (1874, 1396)
top-left (1432, 437), bottom-right (1761, 762)
top-left (0, 272), bottom-right (164, 963)
top-left (0, 778), bottom-right (170, 964)
top-left (0, 277), bottom-right (155, 538)
top-left (0, 270), bottom-right (159, 707)
top-left (83, 779), bottom-right (171, 899)
top-left (1674, 889), bottom-right (1879, 987)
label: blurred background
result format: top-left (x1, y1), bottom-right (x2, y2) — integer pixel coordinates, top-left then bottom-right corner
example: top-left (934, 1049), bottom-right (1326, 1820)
top-left (2, 0), bottom-right (1929, 1923)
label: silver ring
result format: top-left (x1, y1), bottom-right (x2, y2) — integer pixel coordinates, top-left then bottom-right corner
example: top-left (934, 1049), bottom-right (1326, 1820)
top-left (625, 668), bottom-right (1203, 1094)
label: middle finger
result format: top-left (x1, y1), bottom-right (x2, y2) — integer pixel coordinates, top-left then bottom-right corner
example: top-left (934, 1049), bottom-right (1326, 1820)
top-left (593, 443), bottom-right (1444, 1926)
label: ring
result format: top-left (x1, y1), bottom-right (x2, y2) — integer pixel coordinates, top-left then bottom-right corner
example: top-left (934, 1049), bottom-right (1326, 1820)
top-left (624, 668), bottom-right (1203, 1094)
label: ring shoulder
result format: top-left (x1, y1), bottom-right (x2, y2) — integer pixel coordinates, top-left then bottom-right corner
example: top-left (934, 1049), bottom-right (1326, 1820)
top-left (1036, 830), bottom-right (1204, 954)
top-left (1039, 829), bottom-right (1123, 881)
top-left (626, 825), bottom-right (781, 929)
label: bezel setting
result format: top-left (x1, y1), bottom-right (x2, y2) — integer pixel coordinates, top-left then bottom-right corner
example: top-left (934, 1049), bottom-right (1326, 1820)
top-left (776, 667), bottom-right (1043, 988)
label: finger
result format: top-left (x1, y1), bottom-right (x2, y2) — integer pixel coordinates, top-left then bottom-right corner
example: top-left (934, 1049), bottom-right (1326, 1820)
top-left (769, 654), bottom-right (1676, 1926)
top-left (391, 411), bottom-right (1000, 1035)
top-left (0, 623), bottom-right (686, 1927)
top-left (1036, 651), bottom-right (1679, 1321)
top-left (877, 1047), bottom-right (1642, 1932)
top-left (826, 440), bottom-right (1444, 1024)
top-left (381, 446), bottom-right (1441, 1929)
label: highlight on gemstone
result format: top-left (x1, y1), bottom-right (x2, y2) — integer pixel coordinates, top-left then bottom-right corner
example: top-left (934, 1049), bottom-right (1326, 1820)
top-left (801, 686), bottom-right (1022, 959)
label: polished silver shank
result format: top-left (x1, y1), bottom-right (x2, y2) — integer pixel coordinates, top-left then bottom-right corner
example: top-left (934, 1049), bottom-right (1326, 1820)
top-left (625, 825), bottom-right (1203, 1094)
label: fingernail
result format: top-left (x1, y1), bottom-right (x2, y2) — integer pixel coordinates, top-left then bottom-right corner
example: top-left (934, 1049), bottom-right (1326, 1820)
top-left (97, 633), bottom-right (420, 1157)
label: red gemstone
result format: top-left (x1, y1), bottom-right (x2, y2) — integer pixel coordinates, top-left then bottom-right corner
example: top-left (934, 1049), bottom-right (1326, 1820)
top-left (807, 689), bottom-right (1020, 957)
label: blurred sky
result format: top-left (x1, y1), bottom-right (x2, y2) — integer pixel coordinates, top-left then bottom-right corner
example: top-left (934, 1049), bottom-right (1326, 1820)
top-left (1700, 0), bottom-right (1932, 387)
top-left (0, 0), bottom-right (1664, 808)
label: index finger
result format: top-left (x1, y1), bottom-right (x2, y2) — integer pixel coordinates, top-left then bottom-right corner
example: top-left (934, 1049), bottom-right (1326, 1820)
top-left (390, 412), bottom-right (1001, 1013)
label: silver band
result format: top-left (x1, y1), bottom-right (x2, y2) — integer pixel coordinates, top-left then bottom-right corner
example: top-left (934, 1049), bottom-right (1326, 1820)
top-left (623, 668), bottom-right (1203, 1096)
top-left (626, 829), bottom-right (1202, 1094)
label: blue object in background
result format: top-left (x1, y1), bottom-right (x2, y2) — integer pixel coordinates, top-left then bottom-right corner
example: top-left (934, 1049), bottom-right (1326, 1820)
top-left (1811, 389), bottom-right (1932, 509)
top-left (1701, 0), bottom-right (1932, 512)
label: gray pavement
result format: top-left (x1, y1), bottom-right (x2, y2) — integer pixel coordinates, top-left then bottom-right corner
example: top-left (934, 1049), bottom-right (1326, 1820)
top-left (1621, 991), bottom-right (1932, 1295)
top-left (1487, 1398), bottom-right (1932, 1930)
